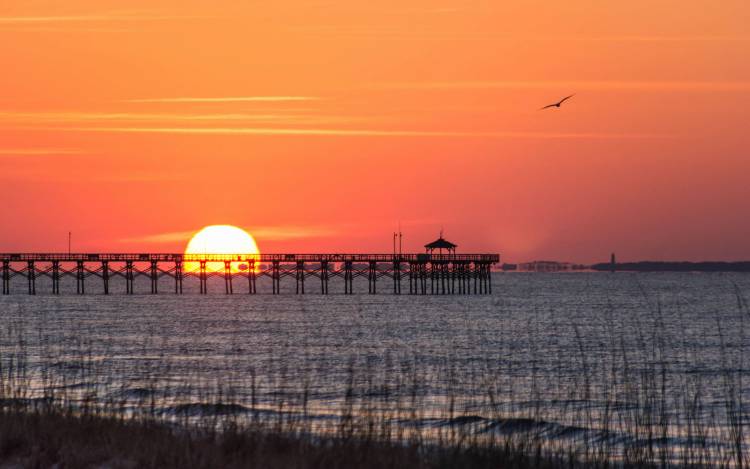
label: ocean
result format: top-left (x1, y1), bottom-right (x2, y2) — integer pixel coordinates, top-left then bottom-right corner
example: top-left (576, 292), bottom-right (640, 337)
top-left (1, 272), bottom-right (748, 463)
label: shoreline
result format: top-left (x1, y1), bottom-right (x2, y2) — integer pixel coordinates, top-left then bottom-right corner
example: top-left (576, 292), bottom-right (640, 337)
top-left (0, 409), bottom-right (563, 469)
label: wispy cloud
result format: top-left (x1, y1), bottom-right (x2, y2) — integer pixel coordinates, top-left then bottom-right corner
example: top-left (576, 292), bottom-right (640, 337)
top-left (59, 126), bottom-right (670, 140)
top-left (119, 230), bottom-right (196, 244)
top-left (510, 35), bottom-right (750, 43)
top-left (560, 35), bottom-right (750, 43)
top-left (124, 96), bottom-right (322, 103)
top-left (0, 111), bottom-right (349, 125)
top-left (0, 11), bottom-right (213, 24)
top-left (0, 14), bottom-right (136, 24)
top-left (0, 148), bottom-right (84, 156)
top-left (377, 80), bottom-right (750, 91)
top-left (286, 26), bottom-right (750, 43)
top-left (250, 226), bottom-right (338, 240)
top-left (121, 225), bottom-right (338, 244)
top-left (0, 27), bottom-right (134, 33)
top-left (0, 168), bottom-right (183, 183)
top-left (0, 10), bottom-right (218, 32)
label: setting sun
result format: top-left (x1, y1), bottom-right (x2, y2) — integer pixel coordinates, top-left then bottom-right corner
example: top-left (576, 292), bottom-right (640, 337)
top-left (184, 225), bottom-right (260, 272)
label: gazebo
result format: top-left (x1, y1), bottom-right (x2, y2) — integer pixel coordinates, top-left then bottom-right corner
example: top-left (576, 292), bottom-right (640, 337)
top-left (424, 233), bottom-right (457, 254)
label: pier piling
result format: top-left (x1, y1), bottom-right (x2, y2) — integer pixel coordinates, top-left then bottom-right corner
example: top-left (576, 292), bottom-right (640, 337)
top-left (320, 261), bottom-right (329, 294)
top-left (125, 261), bottom-right (134, 294)
top-left (150, 261), bottom-right (158, 294)
top-left (27, 261), bottom-right (35, 295)
top-left (248, 260), bottom-right (256, 294)
top-left (343, 261), bottom-right (353, 294)
top-left (296, 261), bottom-right (305, 294)
top-left (199, 261), bottom-right (207, 294)
top-left (393, 260), bottom-right (401, 294)
top-left (368, 261), bottom-right (377, 294)
top-left (52, 261), bottom-right (60, 294)
top-left (76, 261), bottom-right (85, 294)
top-left (271, 261), bottom-right (280, 294)
top-left (175, 260), bottom-right (183, 294)
top-left (224, 261), bottom-right (233, 294)
top-left (102, 261), bottom-right (109, 294)
top-left (2, 260), bottom-right (8, 295)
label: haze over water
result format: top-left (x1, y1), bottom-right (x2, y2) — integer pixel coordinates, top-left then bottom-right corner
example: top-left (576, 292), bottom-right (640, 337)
top-left (1, 272), bottom-right (748, 461)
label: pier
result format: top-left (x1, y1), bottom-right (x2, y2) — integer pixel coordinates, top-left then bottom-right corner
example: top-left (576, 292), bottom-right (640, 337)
top-left (0, 253), bottom-right (499, 296)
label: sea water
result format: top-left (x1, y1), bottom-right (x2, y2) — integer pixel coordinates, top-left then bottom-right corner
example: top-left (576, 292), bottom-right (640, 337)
top-left (1, 272), bottom-right (748, 462)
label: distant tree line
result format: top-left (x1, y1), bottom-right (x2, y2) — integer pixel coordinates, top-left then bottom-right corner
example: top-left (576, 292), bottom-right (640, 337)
top-left (591, 261), bottom-right (750, 272)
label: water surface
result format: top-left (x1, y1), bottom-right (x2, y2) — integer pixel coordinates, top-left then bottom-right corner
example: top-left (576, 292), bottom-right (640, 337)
top-left (1, 273), bottom-right (748, 462)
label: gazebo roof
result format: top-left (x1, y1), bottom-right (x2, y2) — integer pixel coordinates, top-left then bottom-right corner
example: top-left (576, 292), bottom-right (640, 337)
top-left (425, 237), bottom-right (457, 250)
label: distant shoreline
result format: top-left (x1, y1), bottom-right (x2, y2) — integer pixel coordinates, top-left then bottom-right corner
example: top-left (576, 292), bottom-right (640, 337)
top-left (593, 261), bottom-right (750, 272)
top-left (501, 261), bottom-right (750, 272)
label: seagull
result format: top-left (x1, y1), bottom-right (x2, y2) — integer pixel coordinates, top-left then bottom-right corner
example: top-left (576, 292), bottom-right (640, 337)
top-left (540, 94), bottom-right (575, 110)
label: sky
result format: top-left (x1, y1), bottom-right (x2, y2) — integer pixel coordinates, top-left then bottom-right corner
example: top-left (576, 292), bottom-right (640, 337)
top-left (1, 0), bottom-right (749, 263)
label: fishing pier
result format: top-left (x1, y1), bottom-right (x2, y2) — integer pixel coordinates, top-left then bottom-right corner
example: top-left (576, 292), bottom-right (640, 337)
top-left (0, 252), bottom-right (499, 296)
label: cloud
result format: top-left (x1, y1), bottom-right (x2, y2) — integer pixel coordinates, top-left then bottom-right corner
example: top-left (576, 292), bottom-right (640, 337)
top-left (0, 111), bottom-right (349, 125)
top-left (0, 15), bottom-right (137, 24)
top-left (0, 168), bottom-right (183, 183)
top-left (0, 10), bottom-right (218, 32)
top-left (57, 126), bottom-right (669, 140)
top-left (119, 230), bottom-right (197, 244)
top-left (121, 225), bottom-right (338, 244)
top-left (284, 26), bottom-right (750, 43)
top-left (1, 27), bottom-right (134, 33)
top-left (0, 11), bottom-right (212, 24)
top-left (377, 80), bottom-right (750, 92)
top-left (512, 35), bottom-right (750, 43)
top-left (563, 36), bottom-right (750, 43)
top-left (0, 148), bottom-right (84, 156)
top-left (124, 96), bottom-right (322, 103)
top-left (250, 226), bottom-right (338, 240)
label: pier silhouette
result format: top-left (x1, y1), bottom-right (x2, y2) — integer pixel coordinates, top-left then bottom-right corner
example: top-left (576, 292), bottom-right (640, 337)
top-left (0, 253), bottom-right (499, 296)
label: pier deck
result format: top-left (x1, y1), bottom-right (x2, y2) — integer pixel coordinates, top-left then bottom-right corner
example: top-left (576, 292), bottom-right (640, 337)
top-left (1, 253), bottom-right (499, 296)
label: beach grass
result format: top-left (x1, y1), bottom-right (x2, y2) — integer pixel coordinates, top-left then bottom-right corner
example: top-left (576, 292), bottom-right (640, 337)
top-left (0, 289), bottom-right (747, 468)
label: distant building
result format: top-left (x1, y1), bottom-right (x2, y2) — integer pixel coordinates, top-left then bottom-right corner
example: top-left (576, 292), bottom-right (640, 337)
top-left (519, 261), bottom-right (574, 272)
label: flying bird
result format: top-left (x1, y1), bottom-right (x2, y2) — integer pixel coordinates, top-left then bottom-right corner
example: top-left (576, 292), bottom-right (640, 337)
top-left (540, 94), bottom-right (575, 110)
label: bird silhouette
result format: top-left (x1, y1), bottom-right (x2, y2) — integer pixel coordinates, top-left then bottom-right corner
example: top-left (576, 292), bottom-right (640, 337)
top-left (540, 94), bottom-right (575, 110)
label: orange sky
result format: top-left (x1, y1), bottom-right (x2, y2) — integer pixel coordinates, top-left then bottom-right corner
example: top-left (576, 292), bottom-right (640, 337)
top-left (1, 0), bottom-right (749, 262)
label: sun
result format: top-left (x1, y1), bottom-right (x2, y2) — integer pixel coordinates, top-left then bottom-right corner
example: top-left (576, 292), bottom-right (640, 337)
top-left (184, 225), bottom-right (260, 272)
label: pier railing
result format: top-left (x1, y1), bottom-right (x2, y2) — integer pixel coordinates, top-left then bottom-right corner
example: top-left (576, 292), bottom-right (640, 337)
top-left (0, 253), bottom-right (499, 263)
top-left (1, 253), bottom-right (499, 296)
